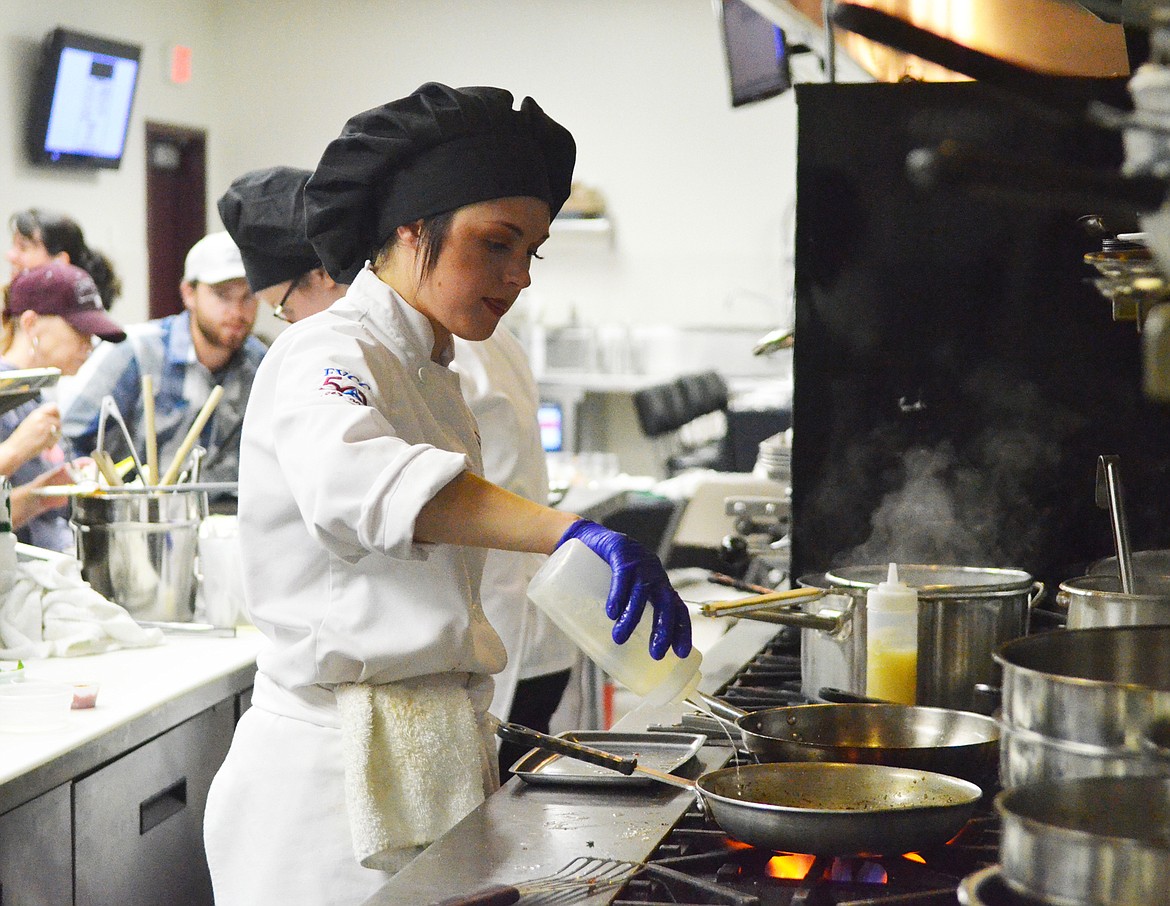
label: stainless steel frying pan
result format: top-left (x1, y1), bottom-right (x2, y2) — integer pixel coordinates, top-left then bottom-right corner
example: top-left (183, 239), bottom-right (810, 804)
top-left (497, 723), bottom-right (983, 856)
top-left (692, 694), bottom-right (999, 787)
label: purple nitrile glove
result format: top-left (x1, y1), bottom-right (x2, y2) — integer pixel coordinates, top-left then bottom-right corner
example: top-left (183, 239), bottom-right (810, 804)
top-left (556, 519), bottom-right (693, 660)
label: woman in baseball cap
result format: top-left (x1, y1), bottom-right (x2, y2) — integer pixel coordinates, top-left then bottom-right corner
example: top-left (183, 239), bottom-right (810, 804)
top-left (0, 262), bottom-right (125, 549)
top-left (5, 261), bottom-right (126, 361)
top-left (205, 83), bottom-right (691, 905)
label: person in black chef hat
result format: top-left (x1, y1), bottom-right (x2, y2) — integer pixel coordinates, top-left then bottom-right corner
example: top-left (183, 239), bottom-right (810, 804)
top-left (217, 166), bottom-right (346, 325)
top-left (219, 164), bottom-right (581, 782)
top-left (203, 83), bottom-right (692, 906)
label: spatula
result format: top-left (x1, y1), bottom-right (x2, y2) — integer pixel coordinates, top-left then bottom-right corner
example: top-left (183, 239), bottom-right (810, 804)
top-left (1096, 454), bottom-right (1135, 594)
top-left (429, 856), bottom-right (643, 906)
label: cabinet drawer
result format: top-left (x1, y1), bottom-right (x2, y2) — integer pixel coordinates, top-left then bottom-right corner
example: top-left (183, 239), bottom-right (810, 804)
top-left (74, 699), bottom-right (234, 906)
top-left (0, 784), bottom-right (71, 906)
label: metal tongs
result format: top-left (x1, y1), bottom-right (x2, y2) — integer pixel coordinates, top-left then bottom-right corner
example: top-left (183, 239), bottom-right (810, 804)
top-left (94, 395), bottom-right (149, 484)
top-left (89, 385), bottom-right (224, 491)
top-left (1096, 454), bottom-right (1136, 593)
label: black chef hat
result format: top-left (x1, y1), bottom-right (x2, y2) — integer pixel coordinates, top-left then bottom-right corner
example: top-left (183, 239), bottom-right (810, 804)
top-left (217, 166), bottom-right (323, 292)
top-left (304, 82), bottom-right (576, 283)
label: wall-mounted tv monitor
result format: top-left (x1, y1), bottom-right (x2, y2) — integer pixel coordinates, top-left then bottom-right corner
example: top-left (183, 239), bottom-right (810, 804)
top-left (538, 402), bottom-right (565, 453)
top-left (26, 28), bottom-right (142, 169)
top-left (717, 0), bottom-right (791, 107)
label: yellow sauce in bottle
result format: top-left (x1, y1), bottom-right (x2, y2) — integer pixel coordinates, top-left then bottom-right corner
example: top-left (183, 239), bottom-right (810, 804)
top-left (865, 637), bottom-right (918, 705)
top-left (864, 563), bottom-right (919, 705)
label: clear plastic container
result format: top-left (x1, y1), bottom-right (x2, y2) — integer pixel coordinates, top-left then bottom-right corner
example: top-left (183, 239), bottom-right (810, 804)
top-left (0, 681), bottom-right (73, 732)
top-left (527, 539), bottom-right (703, 706)
top-left (865, 563), bottom-right (919, 705)
top-left (70, 681), bottom-right (100, 710)
top-left (0, 660), bottom-right (24, 685)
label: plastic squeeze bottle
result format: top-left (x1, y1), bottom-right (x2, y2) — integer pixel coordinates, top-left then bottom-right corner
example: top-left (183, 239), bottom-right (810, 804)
top-left (527, 539), bottom-right (703, 707)
top-left (0, 477), bottom-right (16, 597)
top-left (864, 562), bottom-right (918, 704)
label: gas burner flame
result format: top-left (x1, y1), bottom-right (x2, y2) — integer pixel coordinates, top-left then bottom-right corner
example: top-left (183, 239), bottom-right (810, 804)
top-left (831, 858), bottom-right (888, 884)
top-left (765, 853), bottom-right (906, 884)
top-left (765, 853), bottom-right (817, 879)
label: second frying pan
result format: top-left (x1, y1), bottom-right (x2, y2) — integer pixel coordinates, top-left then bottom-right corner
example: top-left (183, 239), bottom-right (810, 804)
top-left (693, 694), bottom-right (999, 787)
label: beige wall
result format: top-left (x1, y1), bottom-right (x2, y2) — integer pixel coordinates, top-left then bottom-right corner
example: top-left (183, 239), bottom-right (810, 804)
top-left (1, 0), bottom-right (225, 325)
top-left (1, 0), bottom-right (797, 333)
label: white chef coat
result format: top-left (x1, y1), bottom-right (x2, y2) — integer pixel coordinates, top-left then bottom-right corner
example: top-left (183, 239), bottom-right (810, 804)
top-left (452, 328), bottom-right (576, 720)
top-left (204, 267), bottom-right (506, 905)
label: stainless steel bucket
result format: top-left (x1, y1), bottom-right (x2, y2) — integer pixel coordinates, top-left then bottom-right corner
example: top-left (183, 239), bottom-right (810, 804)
top-left (996, 776), bottom-right (1170, 906)
top-left (70, 491), bottom-right (205, 622)
top-left (995, 625), bottom-right (1170, 787)
top-left (796, 565), bottom-right (1040, 713)
top-left (1058, 573), bottom-right (1170, 629)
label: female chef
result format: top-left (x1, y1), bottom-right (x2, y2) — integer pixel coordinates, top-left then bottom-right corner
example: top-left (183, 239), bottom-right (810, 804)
top-left (217, 165), bottom-right (578, 780)
top-left (203, 83), bottom-right (692, 906)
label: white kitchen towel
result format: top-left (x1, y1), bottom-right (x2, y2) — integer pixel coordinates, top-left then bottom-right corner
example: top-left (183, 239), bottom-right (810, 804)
top-left (335, 675), bottom-right (494, 873)
top-left (0, 558), bottom-right (164, 659)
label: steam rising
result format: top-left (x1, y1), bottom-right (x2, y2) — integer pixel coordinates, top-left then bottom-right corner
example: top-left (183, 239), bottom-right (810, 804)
top-left (825, 369), bottom-right (1081, 569)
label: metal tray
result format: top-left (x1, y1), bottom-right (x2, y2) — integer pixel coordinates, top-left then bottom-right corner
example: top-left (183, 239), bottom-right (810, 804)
top-left (510, 731), bottom-right (706, 786)
top-left (0, 368), bottom-right (60, 417)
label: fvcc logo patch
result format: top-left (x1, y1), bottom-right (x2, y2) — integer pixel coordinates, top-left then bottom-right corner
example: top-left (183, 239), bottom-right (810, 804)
top-left (319, 367), bottom-right (371, 406)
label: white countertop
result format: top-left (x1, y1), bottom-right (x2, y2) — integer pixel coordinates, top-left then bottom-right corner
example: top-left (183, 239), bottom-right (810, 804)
top-left (0, 627), bottom-right (263, 793)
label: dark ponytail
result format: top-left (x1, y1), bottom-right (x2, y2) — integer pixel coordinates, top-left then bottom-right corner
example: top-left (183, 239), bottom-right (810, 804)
top-left (72, 248), bottom-right (122, 308)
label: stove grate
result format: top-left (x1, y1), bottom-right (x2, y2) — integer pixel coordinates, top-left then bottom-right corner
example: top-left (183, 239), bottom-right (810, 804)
top-left (617, 627), bottom-right (1003, 906)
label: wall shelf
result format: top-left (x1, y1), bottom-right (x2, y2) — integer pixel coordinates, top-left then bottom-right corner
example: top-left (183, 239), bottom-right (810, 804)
top-left (550, 216), bottom-right (614, 247)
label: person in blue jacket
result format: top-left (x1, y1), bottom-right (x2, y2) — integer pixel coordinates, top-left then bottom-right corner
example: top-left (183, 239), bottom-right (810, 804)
top-left (62, 232), bottom-right (265, 504)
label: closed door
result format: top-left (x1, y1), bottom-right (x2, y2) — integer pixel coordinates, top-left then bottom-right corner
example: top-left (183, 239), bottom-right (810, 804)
top-left (145, 123), bottom-right (206, 319)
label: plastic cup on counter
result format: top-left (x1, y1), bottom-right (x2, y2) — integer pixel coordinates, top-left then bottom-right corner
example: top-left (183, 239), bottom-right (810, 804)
top-left (70, 681), bottom-right (100, 710)
top-left (0, 680), bottom-right (73, 732)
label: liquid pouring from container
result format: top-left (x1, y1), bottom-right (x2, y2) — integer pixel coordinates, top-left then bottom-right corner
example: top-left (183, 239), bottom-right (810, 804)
top-left (527, 539), bottom-right (704, 706)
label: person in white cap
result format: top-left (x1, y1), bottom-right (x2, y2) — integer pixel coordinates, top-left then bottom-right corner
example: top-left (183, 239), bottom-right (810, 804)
top-left (62, 232), bottom-right (266, 503)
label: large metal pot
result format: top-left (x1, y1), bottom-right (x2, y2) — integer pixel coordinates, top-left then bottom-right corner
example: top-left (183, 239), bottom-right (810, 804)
top-left (995, 625), bottom-right (1170, 787)
top-left (70, 490), bottom-right (205, 622)
top-left (1089, 548), bottom-right (1170, 577)
top-left (1058, 573), bottom-right (1170, 629)
top-left (792, 565), bottom-right (1041, 713)
top-left (995, 776), bottom-right (1170, 906)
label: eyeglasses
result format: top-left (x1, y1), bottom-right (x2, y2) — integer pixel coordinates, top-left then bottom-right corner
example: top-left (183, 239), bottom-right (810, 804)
top-left (272, 274), bottom-right (305, 323)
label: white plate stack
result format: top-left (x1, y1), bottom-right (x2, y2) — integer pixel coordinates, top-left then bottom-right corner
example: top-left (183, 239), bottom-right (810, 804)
top-left (753, 428), bottom-right (792, 485)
